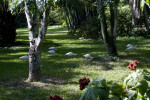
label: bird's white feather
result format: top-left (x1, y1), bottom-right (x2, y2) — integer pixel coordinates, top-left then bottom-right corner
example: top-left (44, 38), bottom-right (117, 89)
top-left (20, 55), bottom-right (28, 60)
top-left (83, 54), bottom-right (93, 59)
top-left (48, 50), bottom-right (56, 54)
top-left (65, 52), bottom-right (77, 56)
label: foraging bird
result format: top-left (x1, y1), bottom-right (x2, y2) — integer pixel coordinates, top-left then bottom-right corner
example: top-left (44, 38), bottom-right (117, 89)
top-left (49, 47), bottom-right (57, 50)
top-left (79, 37), bottom-right (84, 40)
top-left (20, 55), bottom-right (28, 60)
top-left (83, 54), bottom-right (93, 59)
top-left (126, 44), bottom-right (133, 48)
top-left (48, 50), bottom-right (57, 54)
top-left (126, 45), bottom-right (137, 51)
top-left (65, 52), bottom-right (77, 56)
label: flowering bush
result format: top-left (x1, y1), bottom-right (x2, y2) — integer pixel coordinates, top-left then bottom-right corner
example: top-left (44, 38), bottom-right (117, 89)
top-left (127, 60), bottom-right (138, 70)
top-left (79, 77), bottom-right (90, 90)
top-left (49, 95), bottom-right (63, 100)
top-left (79, 60), bottom-right (150, 100)
top-left (79, 78), bottom-right (110, 100)
top-left (123, 60), bottom-right (150, 100)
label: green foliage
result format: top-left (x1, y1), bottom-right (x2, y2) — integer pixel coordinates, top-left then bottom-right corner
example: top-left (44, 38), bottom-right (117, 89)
top-left (102, 5), bottom-right (131, 37)
top-left (1, 25), bottom-right (150, 99)
top-left (79, 78), bottom-right (125, 100)
top-left (109, 83), bottom-right (124, 97)
top-left (79, 87), bottom-right (100, 100)
top-left (49, 8), bottom-right (65, 25)
top-left (15, 13), bottom-right (27, 28)
top-left (79, 78), bottom-right (109, 100)
top-left (117, 5), bottom-right (132, 36)
top-left (0, 0), bottom-right (16, 44)
top-left (100, 54), bottom-right (119, 62)
top-left (143, 69), bottom-right (150, 81)
top-left (80, 66), bottom-right (150, 99)
top-left (140, 0), bottom-right (150, 10)
top-left (101, 4), bottom-right (132, 37)
top-left (130, 28), bottom-right (149, 37)
top-left (123, 69), bottom-right (150, 99)
top-left (77, 16), bottom-right (101, 39)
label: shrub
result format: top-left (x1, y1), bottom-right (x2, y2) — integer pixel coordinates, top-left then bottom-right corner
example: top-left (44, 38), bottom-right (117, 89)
top-left (117, 5), bottom-right (132, 36)
top-left (104, 5), bottom-right (132, 37)
top-left (77, 16), bottom-right (101, 39)
top-left (0, 0), bottom-right (16, 45)
top-left (129, 28), bottom-right (149, 37)
top-left (15, 13), bottom-right (27, 28)
top-left (79, 60), bottom-right (150, 100)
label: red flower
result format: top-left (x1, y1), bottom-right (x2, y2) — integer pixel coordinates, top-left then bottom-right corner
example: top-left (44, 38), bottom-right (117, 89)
top-left (123, 89), bottom-right (129, 92)
top-left (127, 60), bottom-right (138, 70)
top-left (49, 95), bottom-right (63, 100)
top-left (79, 77), bottom-right (90, 90)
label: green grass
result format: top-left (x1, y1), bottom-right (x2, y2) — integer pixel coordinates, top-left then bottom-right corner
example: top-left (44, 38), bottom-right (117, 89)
top-left (0, 25), bottom-right (150, 100)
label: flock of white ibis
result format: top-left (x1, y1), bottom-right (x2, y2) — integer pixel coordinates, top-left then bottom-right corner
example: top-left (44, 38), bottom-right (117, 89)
top-left (19, 37), bottom-right (137, 60)
top-left (19, 47), bottom-right (94, 60)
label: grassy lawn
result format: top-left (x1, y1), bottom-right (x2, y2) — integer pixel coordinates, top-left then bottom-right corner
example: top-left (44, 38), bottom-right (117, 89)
top-left (0, 25), bottom-right (150, 100)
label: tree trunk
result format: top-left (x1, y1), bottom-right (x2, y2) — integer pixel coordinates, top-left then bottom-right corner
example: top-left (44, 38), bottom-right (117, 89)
top-left (69, 9), bottom-right (76, 32)
top-left (97, 0), bottom-right (118, 56)
top-left (65, 8), bottom-right (73, 32)
top-left (111, 4), bottom-right (118, 56)
top-left (129, 0), bottom-right (141, 27)
top-left (63, 7), bottom-right (70, 31)
top-left (25, 1), bottom-right (50, 82)
top-left (143, 4), bottom-right (150, 31)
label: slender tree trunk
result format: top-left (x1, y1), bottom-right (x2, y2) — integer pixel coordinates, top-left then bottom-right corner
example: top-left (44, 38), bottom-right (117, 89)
top-left (69, 9), bottom-right (76, 32)
top-left (144, 4), bottom-right (150, 31)
top-left (129, 0), bottom-right (141, 27)
top-left (65, 8), bottom-right (73, 32)
top-left (111, 4), bottom-right (118, 56)
top-left (63, 7), bottom-right (70, 31)
top-left (25, 1), bottom-right (50, 82)
top-left (109, 2), bottom-right (114, 35)
top-left (97, 0), bottom-right (118, 56)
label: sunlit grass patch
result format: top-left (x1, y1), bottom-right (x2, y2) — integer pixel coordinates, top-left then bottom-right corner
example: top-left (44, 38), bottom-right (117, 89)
top-left (0, 25), bottom-right (150, 99)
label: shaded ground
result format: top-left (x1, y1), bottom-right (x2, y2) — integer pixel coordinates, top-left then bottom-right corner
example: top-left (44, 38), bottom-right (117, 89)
top-left (0, 25), bottom-right (150, 100)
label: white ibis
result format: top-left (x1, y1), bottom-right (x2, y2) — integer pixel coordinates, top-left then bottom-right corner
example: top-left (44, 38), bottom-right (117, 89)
top-left (83, 54), bottom-right (94, 59)
top-left (126, 45), bottom-right (137, 51)
top-left (48, 47), bottom-right (57, 50)
top-left (48, 50), bottom-right (57, 54)
top-left (79, 37), bottom-right (84, 40)
top-left (126, 44), bottom-right (133, 48)
top-left (20, 55), bottom-right (28, 60)
top-left (65, 52), bottom-right (77, 56)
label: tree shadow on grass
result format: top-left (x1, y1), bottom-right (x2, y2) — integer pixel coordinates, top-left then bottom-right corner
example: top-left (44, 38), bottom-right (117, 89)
top-left (0, 41), bottom-right (29, 47)
top-left (0, 82), bottom-right (81, 100)
top-left (0, 74), bottom-right (81, 100)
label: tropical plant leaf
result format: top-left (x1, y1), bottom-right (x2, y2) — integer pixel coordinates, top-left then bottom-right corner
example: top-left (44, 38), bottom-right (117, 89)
top-left (123, 70), bottom-right (142, 89)
top-left (135, 80), bottom-right (148, 96)
top-left (110, 83), bottom-right (123, 97)
top-left (109, 96), bottom-right (120, 100)
top-left (98, 88), bottom-right (109, 100)
top-left (146, 90), bottom-right (150, 98)
top-left (90, 78), bottom-right (107, 88)
top-left (143, 69), bottom-right (150, 81)
top-left (79, 87), bottom-right (99, 100)
top-left (127, 90), bottom-right (137, 100)
top-left (140, 0), bottom-right (150, 11)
